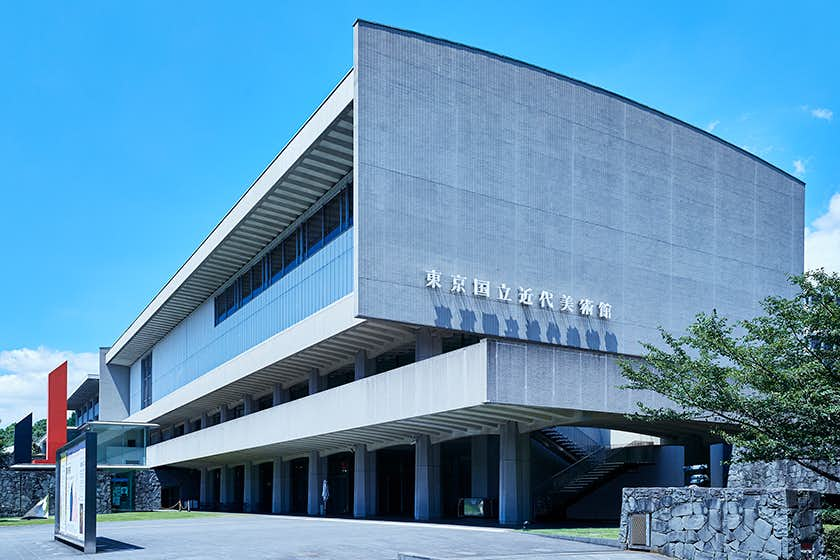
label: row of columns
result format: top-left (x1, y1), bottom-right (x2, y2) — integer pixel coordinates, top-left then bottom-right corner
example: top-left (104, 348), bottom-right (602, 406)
top-left (198, 423), bottom-right (531, 524)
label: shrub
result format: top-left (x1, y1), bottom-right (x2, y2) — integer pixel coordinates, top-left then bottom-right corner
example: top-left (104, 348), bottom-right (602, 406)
top-left (825, 524), bottom-right (840, 560)
top-left (824, 507), bottom-right (840, 526)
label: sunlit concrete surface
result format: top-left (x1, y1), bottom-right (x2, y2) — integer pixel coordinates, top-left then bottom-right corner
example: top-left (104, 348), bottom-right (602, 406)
top-left (0, 514), bottom-right (664, 559)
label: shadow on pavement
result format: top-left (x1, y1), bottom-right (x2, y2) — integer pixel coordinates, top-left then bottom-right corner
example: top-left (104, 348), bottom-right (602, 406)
top-left (97, 537), bottom-right (143, 553)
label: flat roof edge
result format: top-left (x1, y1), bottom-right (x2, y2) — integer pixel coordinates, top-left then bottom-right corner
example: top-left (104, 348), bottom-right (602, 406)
top-left (106, 69), bottom-right (355, 365)
top-left (353, 19), bottom-right (804, 187)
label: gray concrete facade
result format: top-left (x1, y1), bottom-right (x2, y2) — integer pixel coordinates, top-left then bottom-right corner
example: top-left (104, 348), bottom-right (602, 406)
top-left (354, 21), bottom-right (804, 358)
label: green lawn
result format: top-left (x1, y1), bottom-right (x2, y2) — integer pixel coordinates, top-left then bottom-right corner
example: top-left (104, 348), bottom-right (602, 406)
top-left (528, 527), bottom-right (619, 540)
top-left (0, 510), bottom-right (222, 528)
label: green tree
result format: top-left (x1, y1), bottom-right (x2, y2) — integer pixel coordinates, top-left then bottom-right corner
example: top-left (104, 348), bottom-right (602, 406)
top-left (0, 421), bottom-right (14, 451)
top-left (620, 269), bottom-right (840, 483)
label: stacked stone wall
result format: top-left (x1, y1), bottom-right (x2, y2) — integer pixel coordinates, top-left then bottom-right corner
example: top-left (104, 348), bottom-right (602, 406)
top-left (729, 460), bottom-right (840, 495)
top-left (620, 487), bottom-right (823, 560)
top-left (134, 469), bottom-right (162, 511)
top-left (0, 460), bottom-right (160, 517)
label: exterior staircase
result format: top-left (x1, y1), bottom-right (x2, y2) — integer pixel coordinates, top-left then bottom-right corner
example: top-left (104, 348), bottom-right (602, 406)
top-left (534, 426), bottom-right (602, 463)
top-left (534, 433), bottom-right (659, 519)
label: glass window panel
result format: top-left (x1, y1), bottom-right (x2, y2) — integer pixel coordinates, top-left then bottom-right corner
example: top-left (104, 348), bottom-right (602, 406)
top-left (324, 196), bottom-right (341, 238)
top-left (306, 210), bottom-right (323, 253)
top-left (270, 245), bottom-right (283, 279)
top-left (241, 270), bottom-right (252, 300)
top-left (282, 232), bottom-right (297, 269)
top-left (252, 260), bottom-right (264, 292)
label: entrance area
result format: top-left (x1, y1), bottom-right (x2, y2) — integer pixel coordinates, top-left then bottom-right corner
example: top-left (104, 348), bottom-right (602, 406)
top-left (257, 461), bottom-right (273, 513)
top-left (290, 457), bottom-right (308, 514)
top-left (326, 452), bottom-right (353, 516)
top-left (376, 446), bottom-right (414, 518)
top-left (111, 471), bottom-right (135, 512)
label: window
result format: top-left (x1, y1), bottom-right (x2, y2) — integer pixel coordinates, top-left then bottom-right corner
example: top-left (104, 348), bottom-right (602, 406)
top-left (257, 394), bottom-right (273, 411)
top-left (173, 424), bottom-right (185, 437)
top-left (231, 403), bottom-right (245, 419)
top-left (305, 210), bottom-right (323, 255)
top-left (213, 182), bottom-right (354, 326)
top-left (324, 195), bottom-right (341, 241)
top-left (141, 353), bottom-right (153, 409)
top-left (209, 412), bottom-right (221, 426)
top-left (282, 233), bottom-right (297, 270)
top-left (288, 381), bottom-right (308, 402)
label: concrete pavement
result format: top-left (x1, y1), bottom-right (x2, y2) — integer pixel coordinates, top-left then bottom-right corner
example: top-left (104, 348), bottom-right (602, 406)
top-left (0, 514), bottom-right (664, 559)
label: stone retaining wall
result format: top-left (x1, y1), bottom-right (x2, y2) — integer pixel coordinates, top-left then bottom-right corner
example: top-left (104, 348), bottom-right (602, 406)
top-left (0, 461), bottom-right (161, 517)
top-left (729, 460), bottom-right (840, 495)
top-left (619, 487), bottom-right (823, 559)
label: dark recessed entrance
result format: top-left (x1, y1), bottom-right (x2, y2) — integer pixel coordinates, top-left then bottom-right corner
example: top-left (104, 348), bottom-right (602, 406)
top-left (231, 465), bottom-right (245, 512)
top-left (376, 446), bottom-right (414, 518)
top-left (326, 452), bottom-right (354, 516)
top-left (290, 457), bottom-right (308, 514)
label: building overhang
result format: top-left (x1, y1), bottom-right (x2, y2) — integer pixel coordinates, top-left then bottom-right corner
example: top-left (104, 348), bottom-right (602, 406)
top-left (146, 340), bottom-right (728, 468)
top-left (67, 375), bottom-right (99, 411)
top-left (106, 70), bottom-right (355, 367)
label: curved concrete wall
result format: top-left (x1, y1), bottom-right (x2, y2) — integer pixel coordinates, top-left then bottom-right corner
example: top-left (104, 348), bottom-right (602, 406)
top-left (354, 21), bottom-right (804, 358)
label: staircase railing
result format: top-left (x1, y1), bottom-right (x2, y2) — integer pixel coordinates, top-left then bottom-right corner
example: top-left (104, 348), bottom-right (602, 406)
top-left (535, 443), bottom-right (658, 496)
top-left (547, 426), bottom-right (603, 456)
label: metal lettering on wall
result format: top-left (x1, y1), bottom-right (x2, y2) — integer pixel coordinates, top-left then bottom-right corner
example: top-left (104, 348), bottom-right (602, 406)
top-left (424, 270), bottom-right (612, 319)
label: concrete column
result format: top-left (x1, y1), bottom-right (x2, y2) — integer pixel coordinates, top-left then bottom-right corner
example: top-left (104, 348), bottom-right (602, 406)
top-left (353, 444), bottom-right (368, 517)
top-left (219, 466), bottom-right (230, 507)
top-left (366, 450), bottom-right (377, 517)
top-left (414, 435), bottom-right (441, 520)
top-left (220, 405), bottom-right (230, 423)
top-left (272, 384), bottom-right (288, 407)
top-left (307, 451), bottom-right (320, 515)
top-left (517, 432), bottom-right (531, 524)
top-left (199, 467), bottom-right (207, 506)
top-left (499, 421), bottom-right (531, 525)
top-left (710, 443), bottom-right (732, 487)
top-left (308, 369), bottom-right (320, 395)
top-left (415, 328), bottom-right (442, 361)
top-left (243, 461), bottom-right (255, 512)
top-left (200, 412), bottom-right (208, 429)
top-left (243, 395), bottom-right (255, 415)
top-left (354, 350), bottom-right (368, 381)
top-left (184, 418), bottom-right (193, 434)
top-left (471, 435), bottom-right (490, 497)
top-left (272, 458), bottom-right (289, 514)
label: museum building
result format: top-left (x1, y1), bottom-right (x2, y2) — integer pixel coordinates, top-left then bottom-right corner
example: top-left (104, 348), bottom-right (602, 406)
top-left (95, 22), bottom-right (804, 523)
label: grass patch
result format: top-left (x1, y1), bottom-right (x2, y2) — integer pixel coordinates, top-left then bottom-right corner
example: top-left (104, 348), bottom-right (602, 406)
top-left (528, 527), bottom-right (619, 540)
top-left (0, 510), bottom-right (222, 528)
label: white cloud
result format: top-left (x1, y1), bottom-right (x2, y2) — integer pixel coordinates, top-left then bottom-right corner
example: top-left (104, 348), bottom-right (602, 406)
top-left (805, 192), bottom-right (840, 273)
top-left (811, 107), bottom-right (833, 121)
top-left (793, 159), bottom-right (806, 174)
top-left (706, 120), bottom-right (720, 132)
top-left (802, 105), bottom-right (833, 121)
top-left (0, 347), bottom-right (97, 427)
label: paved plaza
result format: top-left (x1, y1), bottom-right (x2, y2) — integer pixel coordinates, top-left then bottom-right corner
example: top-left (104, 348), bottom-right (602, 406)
top-left (0, 514), bottom-right (663, 559)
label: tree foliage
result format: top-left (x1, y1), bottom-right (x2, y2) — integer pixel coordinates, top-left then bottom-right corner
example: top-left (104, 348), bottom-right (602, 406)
top-left (620, 270), bottom-right (840, 483)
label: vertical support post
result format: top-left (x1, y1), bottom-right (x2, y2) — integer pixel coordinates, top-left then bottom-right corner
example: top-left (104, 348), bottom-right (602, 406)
top-left (243, 461), bottom-right (255, 512)
top-left (199, 467), bottom-right (207, 507)
top-left (308, 369), bottom-right (320, 395)
top-left (307, 451), bottom-right (320, 515)
top-left (414, 435), bottom-right (441, 520)
top-left (415, 328), bottom-right (442, 361)
top-left (272, 458), bottom-right (287, 514)
top-left (353, 444), bottom-right (367, 518)
top-left (499, 421), bottom-right (530, 526)
top-left (366, 450), bottom-right (377, 517)
top-left (200, 412), bottom-right (208, 429)
top-left (354, 350), bottom-right (368, 381)
top-left (219, 466), bottom-right (230, 508)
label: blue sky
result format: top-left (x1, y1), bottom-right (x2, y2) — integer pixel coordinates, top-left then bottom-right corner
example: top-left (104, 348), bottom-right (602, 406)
top-left (0, 1), bottom-right (838, 420)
